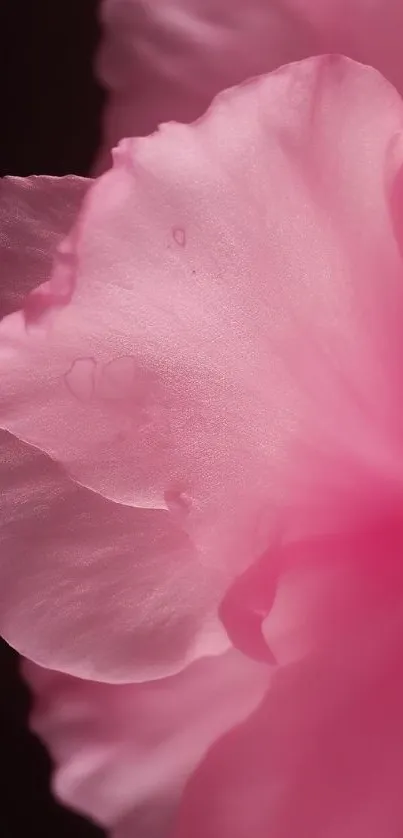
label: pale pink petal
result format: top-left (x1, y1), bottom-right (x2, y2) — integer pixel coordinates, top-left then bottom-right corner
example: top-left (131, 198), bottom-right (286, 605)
top-left (0, 176), bottom-right (89, 318)
top-left (0, 177), bottom-right (229, 682)
top-left (24, 649), bottom-right (269, 837)
top-left (96, 0), bottom-right (403, 170)
top-left (0, 433), bottom-right (229, 682)
top-left (2, 57), bottom-right (403, 673)
top-left (174, 549), bottom-right (403, 838)
top-left (2, 174), bottom-right (230, 683)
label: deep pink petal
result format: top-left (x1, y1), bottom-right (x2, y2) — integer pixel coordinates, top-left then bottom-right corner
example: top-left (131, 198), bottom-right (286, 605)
top-left (174, 547), bottom-right (403, 838)
top-left (24, 650), bottom-right (269, 836)
top-left (2, 58), bottom-right (403, 675)
top-left (96, 0), bottom-right (403, 169)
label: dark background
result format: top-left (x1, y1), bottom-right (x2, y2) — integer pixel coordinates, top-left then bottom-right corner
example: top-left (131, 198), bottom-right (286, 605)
top-left (1, 1), bottom-right (105, 834)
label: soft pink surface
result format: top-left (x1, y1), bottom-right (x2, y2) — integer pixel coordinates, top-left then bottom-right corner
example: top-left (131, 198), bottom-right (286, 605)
top-left (174, 551), bottom-right (403, 838)
top-left (96, 0), bottom-right (403, 170)
top-left (0, 433), bottom-right (229, 682)
top-left (23, 650), bottom-right (269, 836)
top-left (2, 57), bottom-right (403, 684)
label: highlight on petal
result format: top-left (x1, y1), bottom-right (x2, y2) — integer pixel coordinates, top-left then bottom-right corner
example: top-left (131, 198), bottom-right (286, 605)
top-left (95, 0), bottom-right (403, 169)
top-left (0, 176), bottom-right (89, 319)
top-left (2, 56), bottom-right (403, 677)
top-left (174, 555), bottom-right (403, 838)
top-left (23, 649), bottom-right (270, 836)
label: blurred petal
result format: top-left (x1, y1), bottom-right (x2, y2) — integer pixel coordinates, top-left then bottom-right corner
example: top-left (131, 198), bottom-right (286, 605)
top-left (174, 548), bottom-right (403, 838)
top-left (96, 0), bottom-right (403, 169)
top-left (24, 649), bottom-right (270, 836)
top-left (0, 176), bottom-right (89, 318)
top-left (2, 58), bottom-right (403, 674)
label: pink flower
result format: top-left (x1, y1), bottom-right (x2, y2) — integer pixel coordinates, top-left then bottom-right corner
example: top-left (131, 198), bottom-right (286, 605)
top-left (96, 0), bottom-right (403, 170)
top-left (2, 50), bottom-right (403, 835)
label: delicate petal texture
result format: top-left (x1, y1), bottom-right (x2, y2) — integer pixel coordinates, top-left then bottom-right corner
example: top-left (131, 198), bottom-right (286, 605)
top-left (0, 433), bottom-right (228, 682)
top-left (2, 57), bottom-right (403, 676)
top-left (174, 551), bottom-right (403, 838)
top-left (96, 0), bottom-right (403, 169)
top-left (0, 177), bottom-right (228, 681)
top-left (0, 176), bottom-right (89, 319)
top-left (24, 649), bottom-right (270, 837)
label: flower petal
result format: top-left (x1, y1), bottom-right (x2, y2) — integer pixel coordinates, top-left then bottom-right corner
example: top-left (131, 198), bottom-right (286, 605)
top-left (24, 649), bottom-right (270, 836)
top-left (2, 57), bottom-right (403, 673)
top-left (0, 434), bottom-right (228, 681)
top-left (0, 176), bottom-right (89, 319)
top-left (174, 551), bottom-right (403, 838)
top-left (0, 176), bottom-right (229, 681)
top-left (96, 0), bottom-right (403, 170)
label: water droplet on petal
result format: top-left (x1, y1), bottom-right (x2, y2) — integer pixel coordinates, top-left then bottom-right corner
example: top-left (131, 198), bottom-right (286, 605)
top-left (64, 357), bottom-right (97, 402)
top-left (164, 487), bottom-right (192, 517)
top-left (172, 226), bottom-right (186, 247)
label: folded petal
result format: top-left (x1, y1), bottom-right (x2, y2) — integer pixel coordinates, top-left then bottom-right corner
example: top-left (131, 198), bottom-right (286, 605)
top-left (24, 649), bottom-right (269, 837)
top-left (0, 434), bottom-right (229, 681)
top-left (2, 57), bottom-right (403, 673)
top-left (174, 549), bottom-right (403, 837)
top-left (96, 0), bottom-right (403, 169)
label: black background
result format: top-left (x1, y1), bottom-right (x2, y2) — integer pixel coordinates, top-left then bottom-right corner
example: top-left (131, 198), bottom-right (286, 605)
top-left (1, 1), bottom-right (106, 835)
